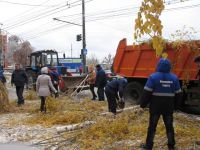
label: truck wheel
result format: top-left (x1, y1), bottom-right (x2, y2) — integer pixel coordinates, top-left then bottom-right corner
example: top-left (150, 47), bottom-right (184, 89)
top-left (124, 82), bottom-right (143, 105)
top-left (180, 105), bottom-right (200, 115)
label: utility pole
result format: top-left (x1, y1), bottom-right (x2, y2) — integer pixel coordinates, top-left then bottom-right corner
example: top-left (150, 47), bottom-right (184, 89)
top-left (81, 0), bottom-right (87, 73)
top-left (53, 0), bottom-right (87, 73)
top-left (71, 43), bottom-right (73, 58)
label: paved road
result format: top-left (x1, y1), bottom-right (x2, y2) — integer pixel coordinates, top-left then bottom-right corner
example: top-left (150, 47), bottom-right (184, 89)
top-left (0, 143), bottom-right (38, 150)
top-left (7, 86), bottom-right (29, 101)
top-left (7, 87), bottom-right (17, 101)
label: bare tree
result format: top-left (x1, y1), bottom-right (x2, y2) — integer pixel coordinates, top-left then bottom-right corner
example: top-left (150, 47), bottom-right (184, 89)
top-left (9, 35), bottom-right (20, 43)
top-left (14, 41), bottom-right (34, 68)
top-left (101, 53), bottom-right (114, 69)
top-left (7, 35), bottom-right (21, 66)
top-left (87, 54), bottom-right (99, 66)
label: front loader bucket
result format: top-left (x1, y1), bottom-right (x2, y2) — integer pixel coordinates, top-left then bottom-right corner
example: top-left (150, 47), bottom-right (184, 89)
top-left (59, 75), bottom-right (88, 92)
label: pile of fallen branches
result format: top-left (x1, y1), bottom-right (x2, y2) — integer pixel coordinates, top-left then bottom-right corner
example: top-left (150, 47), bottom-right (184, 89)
top-left (31, 106), bottom-right (145, 150)
top-left (32, 132), bottom-right (78, 150)
top-left (32, 107), bottom-right (200, 150)
top-left (6, 93), bottom-right (200, 150)
top-left (0, 82), bottom-right (9, 112)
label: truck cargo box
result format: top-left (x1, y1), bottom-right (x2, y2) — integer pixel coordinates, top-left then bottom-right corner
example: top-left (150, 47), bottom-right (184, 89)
top-left (113, 38), bottom-right (200, 81)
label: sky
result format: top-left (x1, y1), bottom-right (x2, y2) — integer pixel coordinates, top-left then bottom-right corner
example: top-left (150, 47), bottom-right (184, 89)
top-left (0, 0), bottom-right (200, 61)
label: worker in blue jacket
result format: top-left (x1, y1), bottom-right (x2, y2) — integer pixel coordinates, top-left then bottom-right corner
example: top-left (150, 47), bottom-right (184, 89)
top-left (140, 58), bottom-right (182, 150)
top-left (50, 67), bottom-right (59, 97)
top-left (95, 64), bottom-right (107, 101)
top-left (105, 77), bottom-right (127, 115)
top-left (0, 66), bottom-right (6, 84)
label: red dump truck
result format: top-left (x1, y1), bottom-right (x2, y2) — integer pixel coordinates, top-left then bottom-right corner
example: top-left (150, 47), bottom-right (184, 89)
top-left (113, 38), bottom-right (200, 114)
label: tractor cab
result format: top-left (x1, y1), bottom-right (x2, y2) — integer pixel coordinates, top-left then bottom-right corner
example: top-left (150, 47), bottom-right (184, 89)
top-left (29, 50), bottom-right (59, 70)
top-left (26, 50), bottom-right (59, 89)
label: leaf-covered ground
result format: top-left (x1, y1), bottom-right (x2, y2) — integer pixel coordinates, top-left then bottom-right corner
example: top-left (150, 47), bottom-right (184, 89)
top-left (1, 90), bottom-right (200, 150)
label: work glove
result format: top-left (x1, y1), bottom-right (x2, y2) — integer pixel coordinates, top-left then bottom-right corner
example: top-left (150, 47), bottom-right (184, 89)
top-left (55, 91), bottom-right (59, 98)
top-left (118, 98), bottom-right (125, 109)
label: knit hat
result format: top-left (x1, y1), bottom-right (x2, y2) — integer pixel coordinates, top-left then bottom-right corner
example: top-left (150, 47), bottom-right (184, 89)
top-left (41, 67), bottom-right (48, 74)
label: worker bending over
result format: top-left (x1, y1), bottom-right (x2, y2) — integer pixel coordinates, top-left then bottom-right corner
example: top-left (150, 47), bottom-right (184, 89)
top-left (105, 77), bottom-right (127, 115)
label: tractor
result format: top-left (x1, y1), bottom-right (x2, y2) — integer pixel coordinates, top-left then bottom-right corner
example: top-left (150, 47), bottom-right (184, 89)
top-left (26, 50), bottom-right (88, 92)
top-left (25, 50), bottom-right (59, 88)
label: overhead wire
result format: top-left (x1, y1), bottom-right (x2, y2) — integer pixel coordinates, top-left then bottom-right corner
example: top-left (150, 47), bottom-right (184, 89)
top-left (164, 0), bottom-right (191, 5)
top-left (18, 0), bottom-right (93, 39)
top-left (18, 21), bottom-right (64, 36)
top-left (18, 13), bottom-right (82, 34)
top-left (21, 15), bottom-right (83, 39)
top-left (84, 2), bottom-right (200, 35)
top-left (4, 4), bottom-right (70, 29)
top-left (85, 2), bottom-right (200, 22)
top-left (16, 0), bottom-right (200, 40)
top-left (5, 0), bottom-right (94, 30)
top-left (55, 13), bottom-right (82, 19)
top-left (0, 0), bottom-right (59, 7)
top-left (22, 23), bottom-right (74, 40)
top-left (164, 3), bottom-right (200, 11)
top-left (4, 0), bottom-right (184, 31)
top-left (4, 0), bottom-right (193, 27)
top-left (19, 15), bottom-right (81, 37)
top-left (85, 7), bottom-right (136, 21)
top-left (3, 0), bottom-right (80, 29)
top-left (3, 0), bottom-right (54, 24)
top-left (57, 0), bottom-right (197, 22)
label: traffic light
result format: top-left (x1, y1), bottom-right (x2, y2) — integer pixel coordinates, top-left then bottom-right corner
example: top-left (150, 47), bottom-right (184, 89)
top-left (76, 34), bottom-right (82, 41)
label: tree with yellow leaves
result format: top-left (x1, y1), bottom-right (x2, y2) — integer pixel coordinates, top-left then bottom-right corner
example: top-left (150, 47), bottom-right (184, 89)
top-left (134, 0), bottom-right (165, 57)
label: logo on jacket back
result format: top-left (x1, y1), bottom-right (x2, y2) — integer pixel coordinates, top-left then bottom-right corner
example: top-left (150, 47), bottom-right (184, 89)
top-left (160, 80), bottom-right (173, 88)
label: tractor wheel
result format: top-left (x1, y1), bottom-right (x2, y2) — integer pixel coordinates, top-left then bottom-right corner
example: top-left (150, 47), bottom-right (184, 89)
top-left (124, 82), bottom-right (143, 105)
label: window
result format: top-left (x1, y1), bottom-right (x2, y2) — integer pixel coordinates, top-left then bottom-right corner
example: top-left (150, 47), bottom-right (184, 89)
top-left (36, 55), bottom-right (41, 66)
top-left (42, 53), bottom-right (58, 66)
top-left (41, 54), bottom-right (47, 65)
top-left (52, 53), bottom-right (58, 66)
top-left (46, 53), bottom-right (51, 65)
top-left (31, 56), bottom-right (36, 66)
